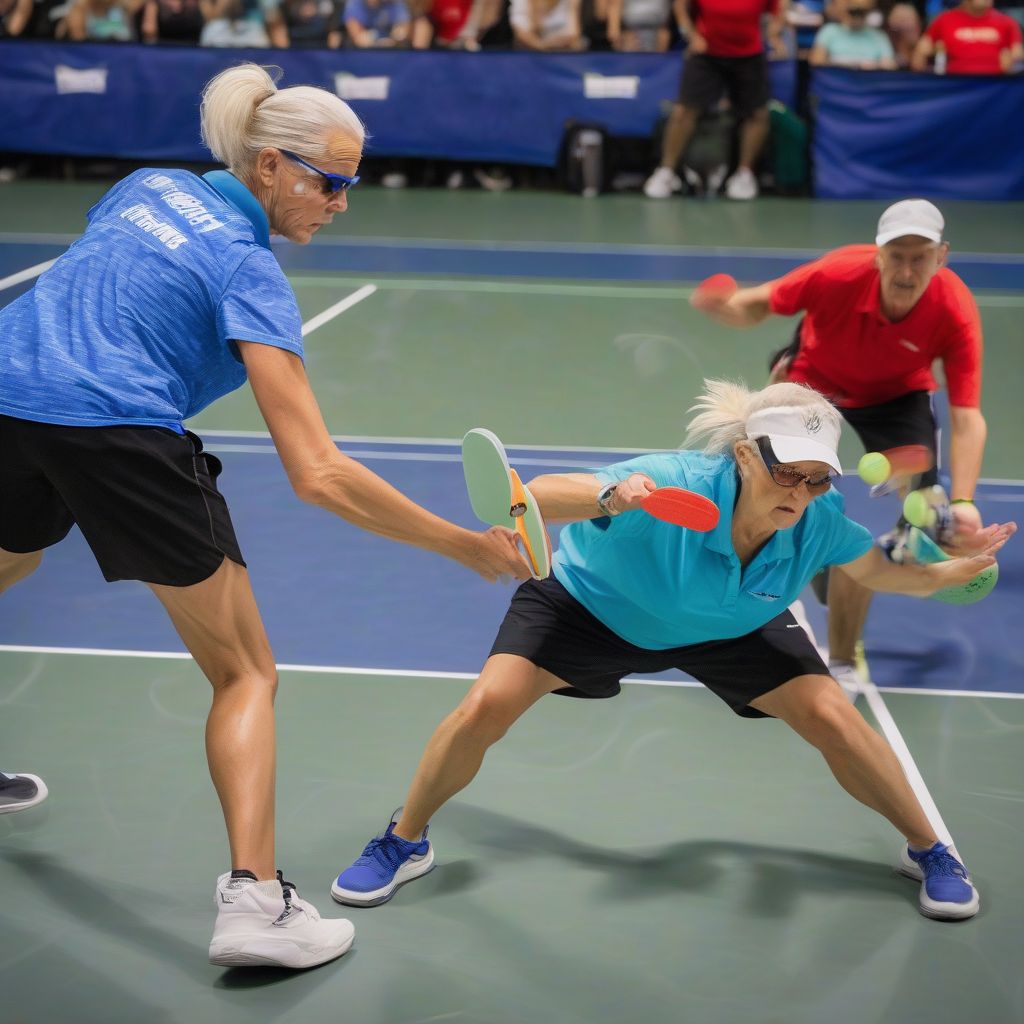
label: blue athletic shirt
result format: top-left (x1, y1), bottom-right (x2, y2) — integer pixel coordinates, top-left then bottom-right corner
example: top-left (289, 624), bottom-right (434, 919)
top-left (0, 168), bottom-right (303, 432)
top-left (553, 451), bottom-right (873, 650)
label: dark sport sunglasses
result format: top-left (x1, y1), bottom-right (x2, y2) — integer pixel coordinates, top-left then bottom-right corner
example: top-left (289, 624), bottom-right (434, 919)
top-left (280, 149), bottom-right (360, 194)
top-left (755, 437), bottom-right (836, 493)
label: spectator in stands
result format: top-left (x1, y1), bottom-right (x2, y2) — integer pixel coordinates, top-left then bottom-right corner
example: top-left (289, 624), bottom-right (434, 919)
top-left (280, 0), bottom-right (343, 45)
top-left (65, 0), bottom-right (139, 38)
top-left (912, 0), bottom-right (1023, 71)
top-left (345, 0), bottom-right (411, 45)
top-left (199, 0), bottom-right (286, 45)
top-left (411, 0), bottom-right (503, 47)
top-left (607, 0), bottom-right (673, 49)
top-left (810, 0), bottom-right (897, 66)
top-left (140, 0), bottom-right (206, 42)
top-left (0, 0), bottom-right (33, 34)
top-left (510, 0), bottom-right (585, 49)
top-left (644, 0), bottom-right (786, 201)
top-left (581, 0), bottom-right (612, 48)
top-left (886, 2), bottom-right (922, 66)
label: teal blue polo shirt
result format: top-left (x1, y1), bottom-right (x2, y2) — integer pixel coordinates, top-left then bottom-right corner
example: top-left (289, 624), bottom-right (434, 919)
top-left (553, 451), bottom-right (873, 650)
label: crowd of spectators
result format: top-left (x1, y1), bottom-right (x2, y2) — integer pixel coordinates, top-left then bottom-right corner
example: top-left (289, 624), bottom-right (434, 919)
top-left (2, 0), bottom-right (1021, 70)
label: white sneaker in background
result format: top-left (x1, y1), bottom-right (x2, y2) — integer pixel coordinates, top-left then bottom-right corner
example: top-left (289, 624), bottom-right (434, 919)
top-left (643, 166), bottom-right (683, 199)
top-left (381, 172), bottom-right (408, 189)
top-left (828, 660), bottom-right (865, 703)
top-left (725, 167), bottom-right (759, 200)
top-left (682, 165), bottom-right (704, 195)
top-left (209, 871), bottom-right (354, 969)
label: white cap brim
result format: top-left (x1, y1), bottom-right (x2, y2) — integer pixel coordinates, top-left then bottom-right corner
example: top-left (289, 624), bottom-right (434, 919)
top-left (875, 225), bottom-right (943, 247)
top-left (768, 434), bottom-right (843, 475)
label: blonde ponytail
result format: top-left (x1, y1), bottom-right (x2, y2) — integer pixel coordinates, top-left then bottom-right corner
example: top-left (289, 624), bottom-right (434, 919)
top-left (200, 63), bottom-right (365, 176)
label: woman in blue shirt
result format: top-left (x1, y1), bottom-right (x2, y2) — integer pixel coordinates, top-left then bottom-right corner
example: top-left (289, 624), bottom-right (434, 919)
top-left (332, 380), bottom-right (1014, 923)
top-left (0, 63), bottom-right (528, 971)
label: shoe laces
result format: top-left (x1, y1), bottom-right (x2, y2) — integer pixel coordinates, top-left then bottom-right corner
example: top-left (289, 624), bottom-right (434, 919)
top-left (358, 832), bottom-right (413, 873)
top-left (275, 869), bottom-right (318, 921)
top-left (915, 847), bottom-right (968, 880)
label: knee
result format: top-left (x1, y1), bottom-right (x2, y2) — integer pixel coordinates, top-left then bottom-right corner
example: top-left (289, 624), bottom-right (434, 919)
top-left (797, 684), bottom-right (864, 753)
top-left (211, 662), bottom-right (279, 703)
top-left (453, 690), bottom-right (516, 746)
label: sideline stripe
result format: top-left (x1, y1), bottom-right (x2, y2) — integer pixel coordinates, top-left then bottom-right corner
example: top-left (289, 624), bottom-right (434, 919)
top-left (861, 680), bottom-right (954, 847)
top-left (301, 283), bottom-right (377, 336)
top-left (0, 259), bottom-right (56, 292)
top-left (1, 645), bottom-right (1022, 699)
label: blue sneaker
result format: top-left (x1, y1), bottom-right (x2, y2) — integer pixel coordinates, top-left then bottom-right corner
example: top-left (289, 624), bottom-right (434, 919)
top-left (899, 842), bottom-right (979, 920)
top-left (331, 810), bottom-right (434, 907)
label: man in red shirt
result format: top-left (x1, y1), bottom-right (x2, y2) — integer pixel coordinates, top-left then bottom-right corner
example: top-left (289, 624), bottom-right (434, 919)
top-left (691, 199), bottom-right (988, 693)
top-left (644, 0), bottom-right (785, 201)
top-left (911, 0), bottom-right (1022, 74)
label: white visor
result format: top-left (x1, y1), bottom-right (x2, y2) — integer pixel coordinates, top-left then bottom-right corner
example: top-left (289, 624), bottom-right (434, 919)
top-left (746, 405), bottom-right (843, 475)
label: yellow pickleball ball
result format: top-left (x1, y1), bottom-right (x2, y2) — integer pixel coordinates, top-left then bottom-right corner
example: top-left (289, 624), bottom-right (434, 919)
top-left (857, 452), bottom-right (890, 486)
top-left (903, 489), bottom-right (936, 528)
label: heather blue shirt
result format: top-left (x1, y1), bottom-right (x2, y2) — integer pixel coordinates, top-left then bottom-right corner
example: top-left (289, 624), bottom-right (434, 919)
top-left (0, 168), bottom-right (303, 432)
top-left (553, 451), bottom-right (873, 650)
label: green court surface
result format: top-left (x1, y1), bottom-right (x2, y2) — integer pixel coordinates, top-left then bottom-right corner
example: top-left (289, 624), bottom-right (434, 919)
top-left (3, 651), bottom-right (1024, 1024)
top-left (2, 183), bottom-right (1023, 1024)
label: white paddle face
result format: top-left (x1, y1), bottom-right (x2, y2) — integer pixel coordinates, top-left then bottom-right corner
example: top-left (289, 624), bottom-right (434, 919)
top-left (462, 428), bottom-right (514, 527)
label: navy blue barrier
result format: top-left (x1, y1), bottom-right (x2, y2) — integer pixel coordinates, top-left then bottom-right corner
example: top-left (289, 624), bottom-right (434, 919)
top-left (810, 67), bottom-right (1024, 200)
top-left (0, 41), bottom-right (796, 166)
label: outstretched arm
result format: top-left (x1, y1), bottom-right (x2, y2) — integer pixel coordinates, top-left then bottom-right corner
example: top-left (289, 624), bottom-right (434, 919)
top-left (527, 472), bottom-right (657, 522)
top-left (239, 341), bottom-right (529, 582)
top-left (690, 281), bottom-right (774, 328)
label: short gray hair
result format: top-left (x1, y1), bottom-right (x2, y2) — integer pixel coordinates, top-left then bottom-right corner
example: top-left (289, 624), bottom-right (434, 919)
top-left (200, 63), bottom-right (365, 175)
top-left (684, 379), bottom-right (841, 455)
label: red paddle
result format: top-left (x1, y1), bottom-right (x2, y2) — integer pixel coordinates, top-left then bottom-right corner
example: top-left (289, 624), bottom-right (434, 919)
top-left (641, 487), bottom-right (720, 532)
top-left (692, 273), bottom-right (738, 308)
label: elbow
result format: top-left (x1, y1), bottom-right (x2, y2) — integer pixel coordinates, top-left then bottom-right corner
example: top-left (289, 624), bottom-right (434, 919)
top-left (290, 456), bottom-right (350, 511)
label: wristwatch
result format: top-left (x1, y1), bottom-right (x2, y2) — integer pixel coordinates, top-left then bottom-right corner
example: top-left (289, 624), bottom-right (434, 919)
top-left (596, 482), bottom-right (620, 517)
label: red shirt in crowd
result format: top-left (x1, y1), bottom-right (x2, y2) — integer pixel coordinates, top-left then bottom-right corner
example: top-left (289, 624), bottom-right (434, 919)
top-left (429, 0), bottom-right (472, 42)
top-left (768, 245), bottom-right (982, 409)
top-left (925, 7), bottom-right (1022, 74)
top-left (693, 0), bottom-right (780, 57)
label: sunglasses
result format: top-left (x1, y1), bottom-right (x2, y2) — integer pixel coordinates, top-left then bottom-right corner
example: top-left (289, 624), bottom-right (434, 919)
top-left (280, 149), bottom-right (360, 194)
top-left (755, 437), bottom-right (836, 493)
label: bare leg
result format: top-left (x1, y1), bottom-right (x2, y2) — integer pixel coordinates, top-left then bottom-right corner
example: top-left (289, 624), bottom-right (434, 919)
top-left (394, 654), bottom-right (566, 841)
top-left (0, 547), bottom-right (43, 594)
top-left (737, 106), bottom-right (770, 172)
top-left (658, 104), bottom-right (700, 171)
top-left (149, 558), bottom-right (278, 879)
top-left (827, 568), bottom-right (873, 664)
top-left (751, 675), bottom-right (937, 848)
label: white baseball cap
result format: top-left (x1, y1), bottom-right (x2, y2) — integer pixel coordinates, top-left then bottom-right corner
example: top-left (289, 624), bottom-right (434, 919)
top-left (746, 405), bottom-right (843, 474)
top-left (875, 199), bottom-right (944, 247)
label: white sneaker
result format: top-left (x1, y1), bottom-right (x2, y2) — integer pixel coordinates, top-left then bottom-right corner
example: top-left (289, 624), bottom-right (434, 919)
top-left (725, 167), bottom-right (759, 200)
top-left (643, 166), bottom-right (682, 199)
top-left (682, 165), bottom-right (703, 195)
top-left (209, 871), bottom-right (354, 969)
top-left (828, 660), bottom-right (865, 703)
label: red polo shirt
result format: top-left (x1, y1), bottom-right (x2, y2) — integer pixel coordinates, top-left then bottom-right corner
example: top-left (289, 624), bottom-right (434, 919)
top-left (925, 8), bottom-right (1021, 75)
top-left (768, 244), bottom-right (982, 409)
top-left (694, 0), bottom-right (780, 57)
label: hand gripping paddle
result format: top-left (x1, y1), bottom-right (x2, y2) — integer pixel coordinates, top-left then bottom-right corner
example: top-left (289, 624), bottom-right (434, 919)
top-left (640, 487), bottom-right (720, 532)
top-left (462, 428), bottom-right (551, 580)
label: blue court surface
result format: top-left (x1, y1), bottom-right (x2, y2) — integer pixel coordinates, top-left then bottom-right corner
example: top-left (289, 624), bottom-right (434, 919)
top-left (4, 433), bottom-right (1022, 696)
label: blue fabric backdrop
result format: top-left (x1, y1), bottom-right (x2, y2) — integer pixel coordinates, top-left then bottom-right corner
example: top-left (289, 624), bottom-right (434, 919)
top-left (810, 67), bottom-right (1024, 200)
top-left (0, 42), bottom-right (797, 166)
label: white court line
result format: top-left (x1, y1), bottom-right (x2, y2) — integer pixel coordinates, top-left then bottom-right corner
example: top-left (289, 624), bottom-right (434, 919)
top-left (301, 283), bottom-right (377, 337)
top-left (860, 680), bottom-right (954, 847)
top-left (0, 259), bottom-right (56, 293)
top-left (1, 645), bottom-right (1022, 700)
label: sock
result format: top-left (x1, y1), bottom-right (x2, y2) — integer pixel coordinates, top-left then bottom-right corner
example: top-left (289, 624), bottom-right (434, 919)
top-left (230, 869), bottom-right (258, 881)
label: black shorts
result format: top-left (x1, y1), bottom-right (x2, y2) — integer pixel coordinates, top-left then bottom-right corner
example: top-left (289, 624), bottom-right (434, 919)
top-left (489, 576), bottom-right (828, 719)
top-left (0, 415), bottom-right (245, 587)
top-left (770, 322), bottom-right (940, 488)
top-left (678, 53), bottom-right (770, 120)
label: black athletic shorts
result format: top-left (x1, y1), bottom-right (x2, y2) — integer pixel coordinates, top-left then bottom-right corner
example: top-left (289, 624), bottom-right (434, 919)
top-left (770, 321), bottom-right (940, 488)
top-left (0, 415), bottom-right (245, 587)
top-left (489, 576), bottom-right (829, 719)
top-left (678, 53), bottom-right (770, 120)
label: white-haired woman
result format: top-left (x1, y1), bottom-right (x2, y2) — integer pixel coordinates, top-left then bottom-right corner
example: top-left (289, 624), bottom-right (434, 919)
top-left (332, 380), bottom-right (1014, 922)
top-left (0, 63), bottom-right (528, 970)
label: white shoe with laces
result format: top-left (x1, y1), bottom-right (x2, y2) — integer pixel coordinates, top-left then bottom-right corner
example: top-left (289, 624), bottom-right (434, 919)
top-left (643, 166), bottom-right (683, 198)
top-left (725, 167), bottom-right (759, 200)
top-left (209, 871), bottom-right (354, 969)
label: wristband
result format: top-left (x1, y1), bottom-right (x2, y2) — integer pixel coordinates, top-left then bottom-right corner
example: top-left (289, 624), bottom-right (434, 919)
top-left (951, 498), bottom-right (975, 506)
top-left (596, 482), bottom-right (620, 517)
